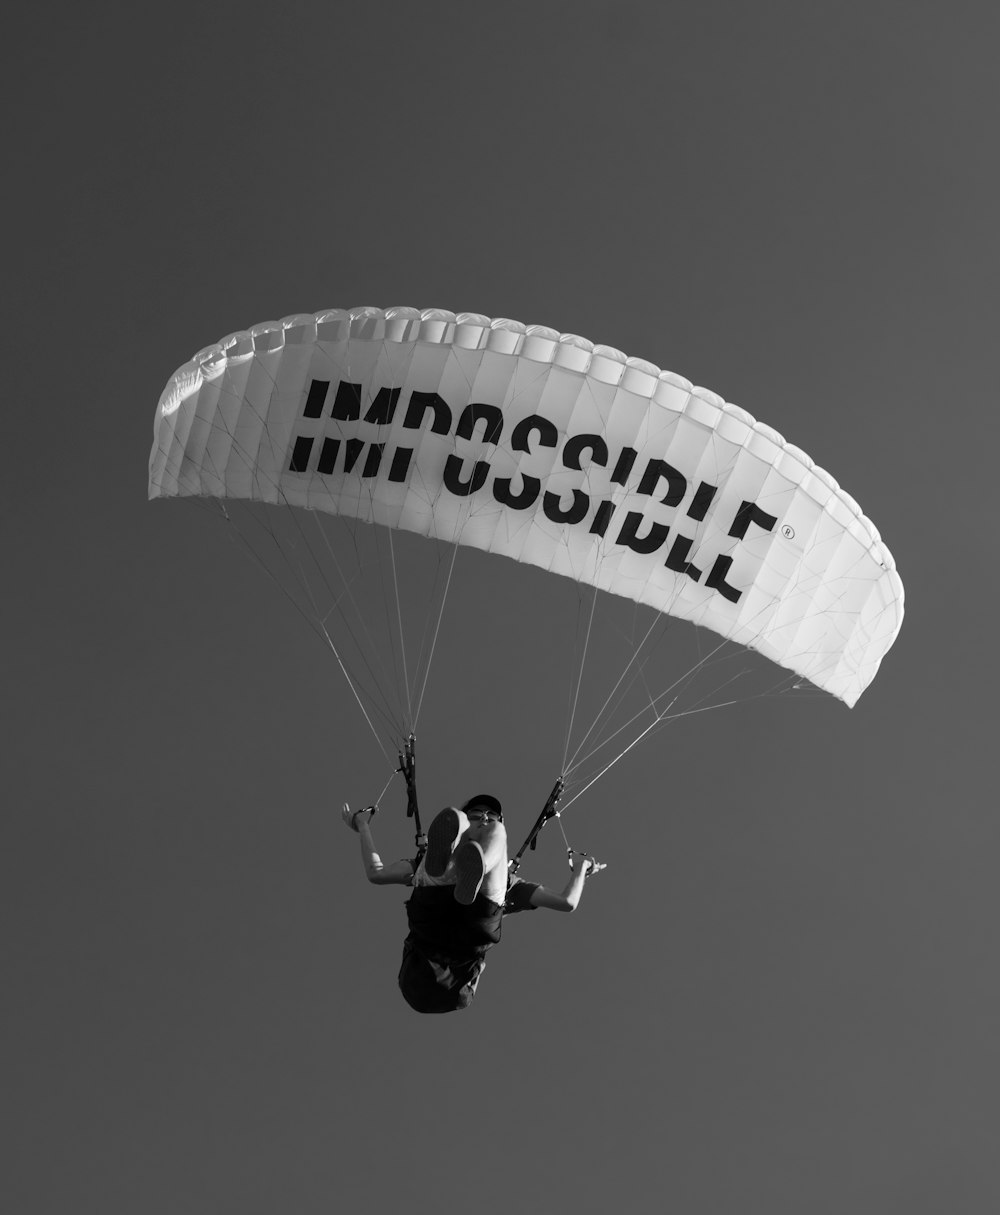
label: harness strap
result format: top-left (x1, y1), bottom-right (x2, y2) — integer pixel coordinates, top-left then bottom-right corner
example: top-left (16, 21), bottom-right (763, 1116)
top-left (397, 749), bottom-right (572, 877)
top-left (508, 778), bottom-right (565, 874)
top-left (398, 734), bottom-right (426, 863)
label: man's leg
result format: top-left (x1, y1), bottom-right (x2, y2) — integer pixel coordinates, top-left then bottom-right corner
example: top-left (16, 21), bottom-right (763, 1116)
top-left (423, 807), bottom-right (468, 879)
top-left (453, 821), bottom-right (508, 904)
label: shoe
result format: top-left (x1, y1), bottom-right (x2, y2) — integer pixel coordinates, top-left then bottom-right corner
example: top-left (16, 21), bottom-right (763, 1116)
top-left (453, 840), bottom-right (486, 905)
top-left (424, 808), bottom-right (462, 878)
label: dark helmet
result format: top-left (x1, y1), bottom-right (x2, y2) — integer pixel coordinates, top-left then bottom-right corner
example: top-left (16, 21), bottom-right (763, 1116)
top-left (460, 794), bottom-right (503, 822)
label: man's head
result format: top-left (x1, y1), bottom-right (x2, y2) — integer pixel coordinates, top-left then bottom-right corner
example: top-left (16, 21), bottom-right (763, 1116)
top-left (460, 794), bottom-right (503, 824)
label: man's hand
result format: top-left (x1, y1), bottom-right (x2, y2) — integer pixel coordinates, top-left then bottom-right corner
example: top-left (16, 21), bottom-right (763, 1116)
top-left (529, 851), bottom-right (605, 912)
top-left (569, 851), bottom-right (605, 877)
top-left (346, 801), bottom-right (414, 887)
top-left (343, 803), bottom-right (376, 833)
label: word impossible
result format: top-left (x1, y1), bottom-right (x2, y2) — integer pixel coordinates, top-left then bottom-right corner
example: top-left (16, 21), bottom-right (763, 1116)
top-left (287, 380), bottom-right (780, 604)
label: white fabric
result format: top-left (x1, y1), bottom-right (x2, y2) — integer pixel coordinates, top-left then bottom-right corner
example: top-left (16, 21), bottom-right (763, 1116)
top-left (150, 306), bottom-right (903, 705)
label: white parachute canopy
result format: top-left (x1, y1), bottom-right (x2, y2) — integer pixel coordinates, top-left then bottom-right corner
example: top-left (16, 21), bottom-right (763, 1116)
top-left (151, 306), bottom-right (903, 725)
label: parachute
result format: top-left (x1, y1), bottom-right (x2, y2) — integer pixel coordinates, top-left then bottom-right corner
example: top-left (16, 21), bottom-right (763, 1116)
top-left (149, 305), bottom-right (903, 808)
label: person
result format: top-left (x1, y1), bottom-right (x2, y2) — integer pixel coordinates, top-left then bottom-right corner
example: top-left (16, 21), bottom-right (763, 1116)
top-left (343, 795), bottom-right (600, 1013)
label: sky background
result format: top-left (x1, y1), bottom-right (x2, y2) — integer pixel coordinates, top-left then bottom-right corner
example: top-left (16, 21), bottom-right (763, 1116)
top-left (6, 2), bottom-right (999, 1212)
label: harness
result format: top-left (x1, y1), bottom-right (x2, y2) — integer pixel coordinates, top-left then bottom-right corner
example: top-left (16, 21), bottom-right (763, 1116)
top-left (397, 735), bottom-right (427, 868)
top-left (391, 735), bottom-right (596, 876)
top-left (507, 777), bottom-right (564, 874)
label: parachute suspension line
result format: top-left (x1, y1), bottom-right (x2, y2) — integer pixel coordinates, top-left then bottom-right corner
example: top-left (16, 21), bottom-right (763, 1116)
top-left (562, 583), bottom-right (600, 774)
top-left (314, 621), bottom-right (397, 762)
top-left (202, 402), bottom-right (408, 745)
top-left (563, 634), bottom-right (734, 777)
top-left (563, 609), bottom-right (665, 774)
top-left (567, 625), bottom-right (698, 774)
top-left (560, 473), bottom-right (732, 778)
top-left (562, 663), bottom-right (785, 811)
top-left (276, 500), bottom-right (404, 741)
top-left (322, 369), bottom-right (410, 738)
top-left (314, 615), bottom-right (395, 763)
top-left (408, 541), bottom-right (453, 719)
top-left (386, 524), bottom-right (414, 729)
top-left (569, 692), bottom-right (759, 802)
top-left (332, 400), bottom-right (407, 740)
top-left (412, 538), bottom-right (460, 731)
top-left (362, 380), bottom-right (417, 733)
top-left (211, 502), bottom-right (396, 761)
top-left (214, 499), bottom-right (340, 659)
top-left (363, 507), bottom-right (412, 737)
top-left (371, 768), bottom-right (398, 810)
top-left (310, 509), bottom-right (407, 734)
top-left (406, 431), bottom-right (475, 731)
top-left (591, 609), bottom-right (700, 757)
top-left (560, 706), bottom-right (675, 813)
top-left (651, 695), bottom-right (752, 724)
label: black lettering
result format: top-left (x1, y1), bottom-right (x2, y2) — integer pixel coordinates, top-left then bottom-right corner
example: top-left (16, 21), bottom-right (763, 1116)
top-left (443, 455), bottom-right (489, 496)
top-left (331, 381), bottom-right (362, 422)
top-left (611, 447), bottom-right (637, 485)
top-left (289, 435), bottom-right (314, 473)
top-left (664, 535), bottom-right (702, 580)
top-left (617, 511), bottom-right (670, 555)
top-left (705, 555), bottom-right (742, 603)
top-left (729, 500), bottom-right (778, 539)
top-left (404, 390), bottom-right (452, 435)
top-left (343, 437), bottom-right (365, 473)
top-left (362, 444), bottom-right (385, 478)
top-left (589, 499), bottom-right (616, 537)
top-left (511, 414), bottom-right (558, 453)
top-left (687, 481), bottom-right (718, 522)
top-left (303, 379), bottom-right (329, 418)
top-left (562, 433), bottom-right (609, 470)
top-left (388, 447), bottom-right (414, 483)
top-left (543, 489), bottom-right (590, 525)
top-left (494, 475), bottom-right (540, 511)
top-left (318, 437), bottom-right (340, 475)
top-left (364, 386), bottom-right (401, 426)
top-left (456, 403), bottom-right (504, 446)
top-left (638, 458), bottom-right (686, 507)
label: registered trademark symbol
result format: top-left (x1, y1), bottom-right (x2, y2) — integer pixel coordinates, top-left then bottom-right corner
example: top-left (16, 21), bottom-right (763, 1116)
top-left (781, 524), bottom-right (795, 539)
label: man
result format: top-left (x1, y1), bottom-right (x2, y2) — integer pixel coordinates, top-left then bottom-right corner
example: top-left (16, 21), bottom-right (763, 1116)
top-left (344, 796), bottom-right (599, 1013)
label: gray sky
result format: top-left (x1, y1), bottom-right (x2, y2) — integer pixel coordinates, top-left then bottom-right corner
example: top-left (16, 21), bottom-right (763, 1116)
top-left (6, 3), bottom-right (999, 1212)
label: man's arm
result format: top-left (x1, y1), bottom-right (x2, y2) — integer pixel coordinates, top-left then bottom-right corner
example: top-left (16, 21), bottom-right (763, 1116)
top-left (528, 853), bottom-right (599, 912)
top-left (343, 805), bottom-right (414, 886)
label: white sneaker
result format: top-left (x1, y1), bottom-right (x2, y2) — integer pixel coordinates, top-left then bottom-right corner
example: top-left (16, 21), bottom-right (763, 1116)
top-left (453, 840), bottom-right (486, 905)
top-left (424, 808), bottom-right (462, 878)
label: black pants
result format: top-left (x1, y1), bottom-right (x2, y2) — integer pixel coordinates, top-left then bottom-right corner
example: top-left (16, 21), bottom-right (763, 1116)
top-left (397, 887), bottom-right (504, 1013)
